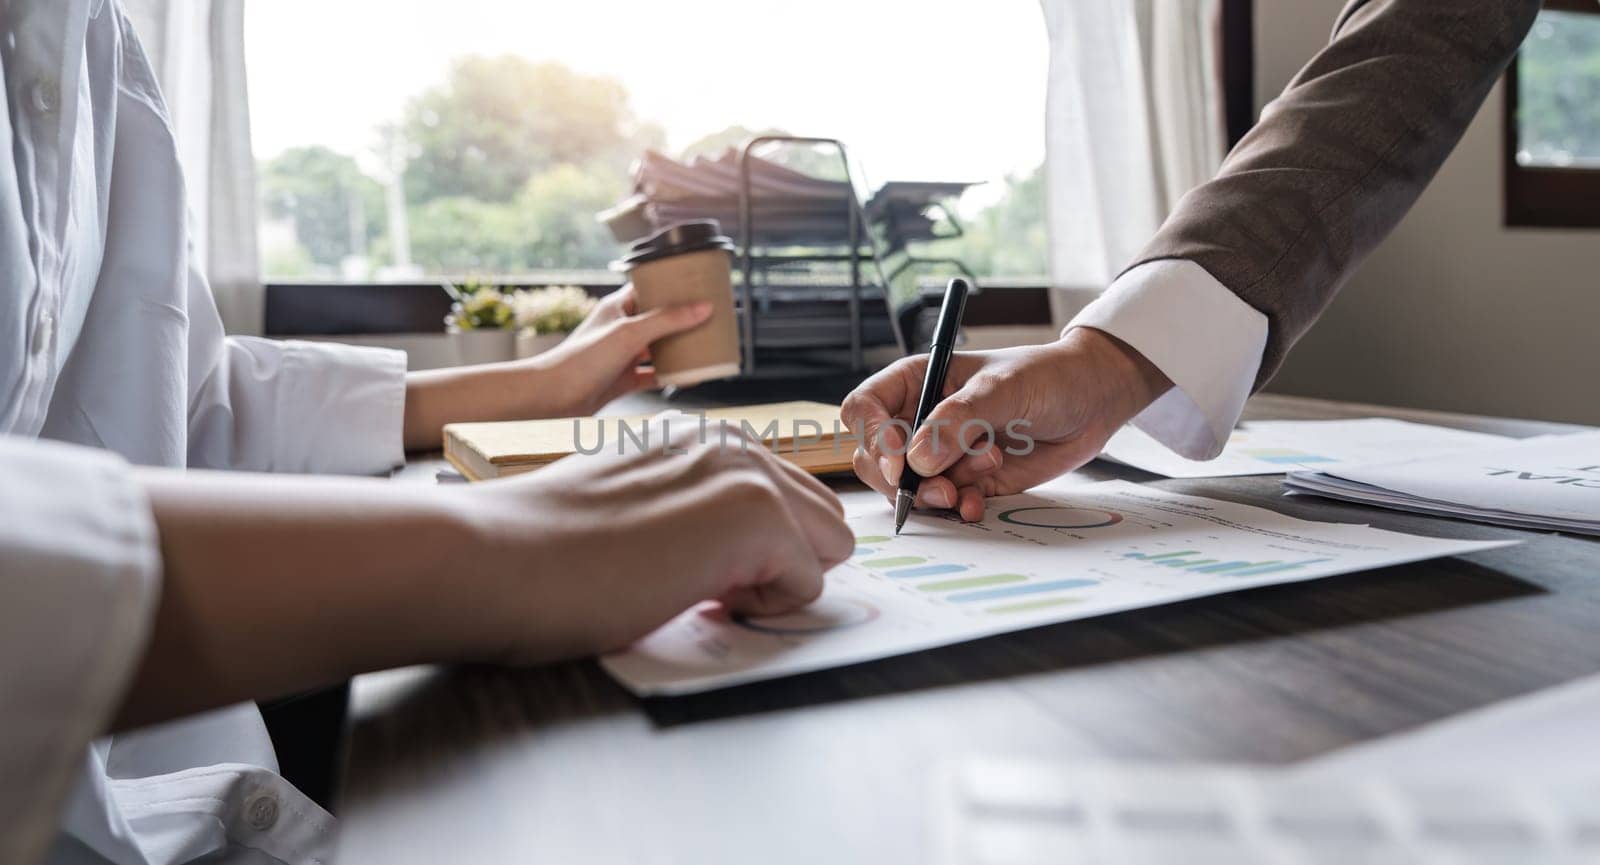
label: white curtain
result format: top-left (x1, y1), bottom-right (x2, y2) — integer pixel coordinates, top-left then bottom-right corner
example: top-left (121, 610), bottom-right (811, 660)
top-left (123, 0), bottom-right (263, 336)
top-left (1039, 0), bottom-right (1226, 324)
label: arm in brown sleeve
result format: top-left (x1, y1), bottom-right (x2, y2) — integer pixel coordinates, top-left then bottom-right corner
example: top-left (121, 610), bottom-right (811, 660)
top-left (1132, 0), bottom-right (1541, 388)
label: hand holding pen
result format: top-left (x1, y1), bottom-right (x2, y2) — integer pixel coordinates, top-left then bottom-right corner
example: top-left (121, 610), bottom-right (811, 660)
top-left (841, 284), bottom-right (1175, 526)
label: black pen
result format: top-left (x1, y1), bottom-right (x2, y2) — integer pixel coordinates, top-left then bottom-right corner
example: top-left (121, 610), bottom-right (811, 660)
top-left (894, 277), bottom-right (970, 534)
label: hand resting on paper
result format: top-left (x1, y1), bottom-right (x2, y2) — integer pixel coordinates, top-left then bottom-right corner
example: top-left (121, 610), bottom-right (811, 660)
top-left (120, 419), bottom-right (850, 729)
top-left (448, 418), bottom-right (854, 663)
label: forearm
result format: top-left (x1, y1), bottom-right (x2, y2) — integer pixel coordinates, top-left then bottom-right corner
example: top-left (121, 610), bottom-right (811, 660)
top-left (114, 469), bottom-right (483, 730)
top-left (403, 361), bottom-right (544, 451)
top-left (1136, 0), bottom-right (1540, 385)
top-left (399, 292), bottom-right (705, 450)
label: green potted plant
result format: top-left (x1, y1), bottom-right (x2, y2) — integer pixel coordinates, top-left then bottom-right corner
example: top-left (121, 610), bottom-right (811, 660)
top-left (445, 280), bottom-right (517, 366)
top-left (511, 285), bottom-right (598, 358)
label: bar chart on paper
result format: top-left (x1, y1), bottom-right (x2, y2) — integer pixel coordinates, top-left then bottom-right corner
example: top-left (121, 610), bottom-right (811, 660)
top-left (850, 538), bottom-right (1098, 615)
top-left (1120, 551), bottom-right (1334, 577)
top-left (601, 481), bottom-right (1514, 696)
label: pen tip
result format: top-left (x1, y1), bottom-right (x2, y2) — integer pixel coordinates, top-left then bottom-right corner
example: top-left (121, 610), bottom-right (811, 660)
top-left (893, 493), bottom-right (912, 535)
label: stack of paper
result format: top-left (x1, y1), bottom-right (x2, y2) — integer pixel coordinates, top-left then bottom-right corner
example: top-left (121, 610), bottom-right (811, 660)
top-left (1100, 418), bottom-right (1510, 478)
top-left (598, 149), bottom-right (858, 246)
top-left (598, 148), bottom-right (977, 249)
top-left (442, 401), bottom-right (853, 481)
top-left (1285, 431), bottom-right (1600, 536)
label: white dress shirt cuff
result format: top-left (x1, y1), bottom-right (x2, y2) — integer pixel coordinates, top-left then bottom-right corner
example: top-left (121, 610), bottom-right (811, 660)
top-left (231, 337), bottom-right (408, 475)
top-left (0, 437), bottom-right (161, 865)
top-left (108, 761), bottom-right (337, 865)
top-left (1066, 259), bottom-right (1268, 460)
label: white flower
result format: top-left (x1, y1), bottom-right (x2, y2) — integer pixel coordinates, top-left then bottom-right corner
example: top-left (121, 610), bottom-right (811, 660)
top-left (512, 285), bottom-right (597, 334)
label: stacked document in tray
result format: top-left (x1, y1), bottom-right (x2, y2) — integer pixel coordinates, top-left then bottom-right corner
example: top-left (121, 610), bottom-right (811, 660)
top-left (599, 147), bottom-right (977, 248)
top-left (1285, 431), bottom-right (1600, 536)
top-left (599, 148), bottom-right (858, 246)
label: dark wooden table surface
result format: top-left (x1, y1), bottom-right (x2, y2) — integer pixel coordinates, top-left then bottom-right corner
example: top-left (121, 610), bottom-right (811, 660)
top-left (336, 394), bottom-right (1598, 864)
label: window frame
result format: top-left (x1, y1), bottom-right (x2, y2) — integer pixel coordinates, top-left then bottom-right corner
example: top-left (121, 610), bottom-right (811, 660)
top-left (260, 278), bottom-right (1055, 337)
top-left (1504, 0), bottom-right (1600, 229)
top-left (259, 2), bottom-right (1262, 335)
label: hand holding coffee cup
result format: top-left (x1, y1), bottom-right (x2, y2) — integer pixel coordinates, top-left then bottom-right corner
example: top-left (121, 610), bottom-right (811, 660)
top-left (617, 220), bottom-right (742, 387)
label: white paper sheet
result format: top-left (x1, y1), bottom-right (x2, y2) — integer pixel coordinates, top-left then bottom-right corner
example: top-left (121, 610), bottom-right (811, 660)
top-left (1287, 431), bottom-right (1600, 536)
top-left (935, 759), bottom-right (1600, 865)
top-left (601, 480), bottom-right (1514, 696)
top-left (935, 676), bottom-right (1600, 863)
top-left (1310, 671), bottom-right (1600, 781)
top-left (1100, 418), bottom-right (1510, 478)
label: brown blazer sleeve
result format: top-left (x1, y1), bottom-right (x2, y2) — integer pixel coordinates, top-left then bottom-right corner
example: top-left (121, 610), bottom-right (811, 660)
top-left (1131, 0), bottom-right (1541, 389)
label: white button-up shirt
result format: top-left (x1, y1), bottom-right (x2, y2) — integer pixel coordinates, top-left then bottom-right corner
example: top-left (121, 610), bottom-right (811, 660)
top-left (0, 2), bottom-right (406, 864)
top-left (1069, 259), bottom-right (1269, 460)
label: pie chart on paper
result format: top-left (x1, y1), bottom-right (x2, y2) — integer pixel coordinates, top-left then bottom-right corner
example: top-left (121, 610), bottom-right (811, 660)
top-left (997, 507), bottom-right (1125, 529)
top-left (734, 597), bottom-right (881, 635)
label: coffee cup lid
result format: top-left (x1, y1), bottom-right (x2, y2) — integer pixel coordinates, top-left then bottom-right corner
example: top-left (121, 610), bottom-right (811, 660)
top-left (616, 219), bottom-right (735, 269)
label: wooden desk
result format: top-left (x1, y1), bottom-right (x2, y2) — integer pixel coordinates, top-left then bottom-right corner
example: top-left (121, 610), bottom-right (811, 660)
top-left (337, 394), bottom-right (1598, 864)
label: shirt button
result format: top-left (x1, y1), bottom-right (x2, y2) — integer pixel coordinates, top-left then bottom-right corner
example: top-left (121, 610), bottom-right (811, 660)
top-left (29, 78), bottom-right (57, 115)
top-left (243, 791), bottom-right (280, 832)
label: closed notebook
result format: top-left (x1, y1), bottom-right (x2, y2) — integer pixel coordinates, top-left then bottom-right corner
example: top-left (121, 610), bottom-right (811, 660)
top-left (443, 401), bottom-right (855, 481)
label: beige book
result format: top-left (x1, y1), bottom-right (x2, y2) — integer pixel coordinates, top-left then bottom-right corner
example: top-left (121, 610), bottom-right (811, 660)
top-left (443, 401), bottom-right (855, 481)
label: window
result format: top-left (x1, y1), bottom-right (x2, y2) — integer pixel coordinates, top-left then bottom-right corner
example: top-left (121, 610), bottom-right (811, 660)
top-left (245, 1), bottom-right (1049, 285)
top-left (1505, 0), bottom-right (1600, 228)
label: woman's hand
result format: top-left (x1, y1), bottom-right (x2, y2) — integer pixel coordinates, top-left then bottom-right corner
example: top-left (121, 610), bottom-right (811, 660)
top-left (403, 284), bottom-right (711, 449)
top-left (528, 283), bottom-right (710, 418)
top-left (570, 280), bottom-right (640, 335)
top-left (455, 419), bottom-right (855, 662)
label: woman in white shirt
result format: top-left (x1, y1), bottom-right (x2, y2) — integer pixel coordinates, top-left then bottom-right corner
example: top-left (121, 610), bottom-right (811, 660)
top-left (0, 3), bottom-right (852, 863)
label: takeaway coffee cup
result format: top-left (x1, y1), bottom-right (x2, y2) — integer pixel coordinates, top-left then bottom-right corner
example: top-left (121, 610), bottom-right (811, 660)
top-left (618, 220), bottom-right (741, 387)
